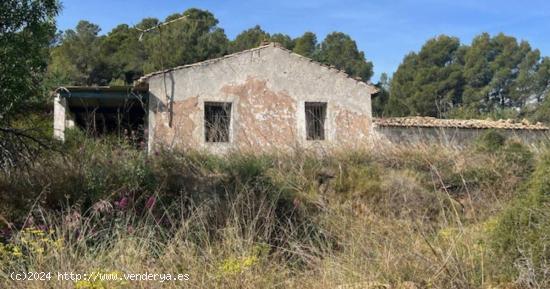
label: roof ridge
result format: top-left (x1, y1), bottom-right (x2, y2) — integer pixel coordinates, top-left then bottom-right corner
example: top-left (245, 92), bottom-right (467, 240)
top-left (137, 42), bottom-right (377, 92)
top-left (137, 43), bottom-right (275, 83)
top-left (272, 43), bottom-right (376, 87)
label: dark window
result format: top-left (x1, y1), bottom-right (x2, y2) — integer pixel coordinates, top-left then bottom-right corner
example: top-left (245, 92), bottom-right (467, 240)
top-left (305, 102), bottom-right (327, 140)
top-left (204, 102), bottom-right (232, 142)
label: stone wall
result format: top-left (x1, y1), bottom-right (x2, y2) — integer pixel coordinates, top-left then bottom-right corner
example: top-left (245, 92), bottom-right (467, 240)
top-left (374, 126), bottom-right (550, 147)
top-left (145, 43), bottom-right (377, 153)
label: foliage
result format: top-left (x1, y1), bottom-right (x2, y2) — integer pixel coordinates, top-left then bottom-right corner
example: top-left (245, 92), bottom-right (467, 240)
top-left (490, 151), bottom-right (550, 286)
top-left (386, 35), bottom-right (464, 117)
top-left (47, 12), bottom-right (376, 86)
top-left (0, 0), bottom-right (59, 169)
top-left (386, 33), bottom-right (550, 120)
top-left (100, 24), bottom-right (146, 84)
top-left (372, 72), bottom-right (390, 116)
top-left (292, 32), bottom-right (317, 58)
top-left (48, 9), bottom-right (230, 85)
top-left (270, 33), bottom-right (294, 50)
top-left (475, 130), bottom-right (507, 152)
top-left (142, 9), bottom-right (229, 74)
top-left (0, 0), bottom-right (59, 122)
top-left (229, 25), bottom-right (270, 53)
top-left (315, 32), bottom-right (374, 81)
top-left (48, 21), bottom-right (108, 86)
top-left (1, 140), bottom-right (542, 288)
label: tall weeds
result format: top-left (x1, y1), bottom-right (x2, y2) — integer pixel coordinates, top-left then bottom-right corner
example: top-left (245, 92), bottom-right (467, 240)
top-left (0, 132), bottom-right (545, 288)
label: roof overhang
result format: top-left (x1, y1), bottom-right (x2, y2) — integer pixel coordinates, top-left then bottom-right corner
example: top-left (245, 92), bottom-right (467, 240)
top-left (55, 86), bottom-right (149, 108)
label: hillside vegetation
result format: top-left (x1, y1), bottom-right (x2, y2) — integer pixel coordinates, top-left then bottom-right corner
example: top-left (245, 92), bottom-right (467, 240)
top-left (3, 2), bottom-right (550, 288)
top-left (1, 131), bottom-right (549, 289)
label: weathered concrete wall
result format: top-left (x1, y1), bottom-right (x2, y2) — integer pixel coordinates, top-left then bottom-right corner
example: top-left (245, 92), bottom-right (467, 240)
top-left (375, 126), bottom-right (550, 147)
top-left (53, 94), bottom-right (75, 141)
top-left (146, 44), bottom-right (376, 153)
top-left (53, 94), bottom-right (67, 141)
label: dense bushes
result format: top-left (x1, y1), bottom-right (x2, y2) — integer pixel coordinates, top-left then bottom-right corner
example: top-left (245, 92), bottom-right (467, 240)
top-left (490, 151), bottom-right (550, 286)
top-left (0, 132), bottom-right (546, 288)
top-left (0, 131), bottom-right (535, 227)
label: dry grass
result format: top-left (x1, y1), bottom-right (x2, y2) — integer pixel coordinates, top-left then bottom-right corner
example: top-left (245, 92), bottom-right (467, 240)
top-left (0, 133), bottom-right (546, 289)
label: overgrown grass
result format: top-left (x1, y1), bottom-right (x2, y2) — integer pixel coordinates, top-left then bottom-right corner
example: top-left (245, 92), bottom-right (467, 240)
top-left (0, 131), bottom-right (547, 288)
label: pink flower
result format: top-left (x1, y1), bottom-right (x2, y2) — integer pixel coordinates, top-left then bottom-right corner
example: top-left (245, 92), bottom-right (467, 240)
top-left (145, 196), bottom-right (156, 210)
top-left (116, 197), bottom-right (128, 209)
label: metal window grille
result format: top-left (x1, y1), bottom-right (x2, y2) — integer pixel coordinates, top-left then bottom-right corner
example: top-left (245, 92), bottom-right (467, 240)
top-left (305, 102), bottom-right (327, 140)
top-left (204, 102), bottom-right (232, 142)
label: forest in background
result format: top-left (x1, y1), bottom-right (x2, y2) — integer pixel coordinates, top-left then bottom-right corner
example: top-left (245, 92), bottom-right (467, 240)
top-left (3, 3), bottom-right (550, 288)
top-left (46, 8), bottom-right (373, 88)
top-left (47, 8), bottom-right (550, 123)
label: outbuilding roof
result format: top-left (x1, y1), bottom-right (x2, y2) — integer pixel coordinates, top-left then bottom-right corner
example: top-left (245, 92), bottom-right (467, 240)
top-left (54, 85), bottom-right (148, 108)
top-left (374, 117), bottom-right (549, 131)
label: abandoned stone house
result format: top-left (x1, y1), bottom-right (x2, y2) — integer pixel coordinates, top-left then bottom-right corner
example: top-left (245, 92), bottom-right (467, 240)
top-left (53, 42), bottom-right (550, 151)
top-left (54, 43), bottom-right (379, 152)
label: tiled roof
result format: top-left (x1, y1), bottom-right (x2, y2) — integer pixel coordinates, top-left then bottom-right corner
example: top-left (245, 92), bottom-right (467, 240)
top-left (374, 117), bottom-right (549, 130)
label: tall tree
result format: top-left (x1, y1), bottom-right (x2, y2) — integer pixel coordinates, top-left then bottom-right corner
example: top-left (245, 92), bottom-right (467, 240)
top-left (293, 32), bottom-right (317, 58)
top-left (387, 35), bottom-right (464, 117)
top-left (270, 33), bottom-right (294, 50)
top-left (1, 0), bottom-right (59, 168)
top-left (316, 32), bottom-right (373, 81)
top-left (533, 57), bottom-right (550, 103)
top-left (462, 33), bottom-right (540, 113)
top-left (100, 24), bottom-right (146, 84)
top-left (387, 32), bottom-right (548, 119)
top-left (143, 9), bottom-right (229, 73)
top-left (48, 20), bottom-right (108, 85)
top-left (372, 73), bottom-right (390, 116)
top-left (229, 25), bottom-right (270, 53)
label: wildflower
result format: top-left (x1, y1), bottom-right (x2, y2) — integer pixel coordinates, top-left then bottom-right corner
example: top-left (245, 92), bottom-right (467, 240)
top-left (115, 197), bottom-right (128, 209)
top-left (242, 255), bottom-right (258, 267)
top-left (219, 255), bottom-right (259, 275)
top-left (12, 246), bottom-right (22, 257)
top-left (438, 227), bottom-right (458, 240)
top-left (64, 211), bottom-right (82, 230)
top-left (75, 280), bottom-right (93, 289)
top-left (92, 200), bottom-right (113, 214)
top-left (54, 238), bottom-right (64, 249)
top-left (145, 195), bottom-right (156, 210)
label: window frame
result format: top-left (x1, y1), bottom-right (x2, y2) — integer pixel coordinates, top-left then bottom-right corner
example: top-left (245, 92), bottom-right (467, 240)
top-left (304, 102), bottom-right (327, 141)
top-left (204, 101), bottom-right (232, 143)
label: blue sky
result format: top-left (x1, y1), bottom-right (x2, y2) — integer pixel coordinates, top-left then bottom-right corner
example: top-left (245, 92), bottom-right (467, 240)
top-left (57, 0), bottom-right (550, 81)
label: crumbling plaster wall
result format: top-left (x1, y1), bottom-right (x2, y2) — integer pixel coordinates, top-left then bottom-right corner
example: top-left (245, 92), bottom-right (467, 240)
top-left (53, 94), bottom-right (75, 141)
top-left (146, 44), bottom-right (375, 153)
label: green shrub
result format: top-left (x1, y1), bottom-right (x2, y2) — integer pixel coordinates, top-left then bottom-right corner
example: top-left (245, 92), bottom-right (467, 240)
top-left (475, 129), bottom-right (506, 152)
top-left (500, 140), bottom-right (535, 178)
top-left (490, 151), bottom-right (550, 283)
